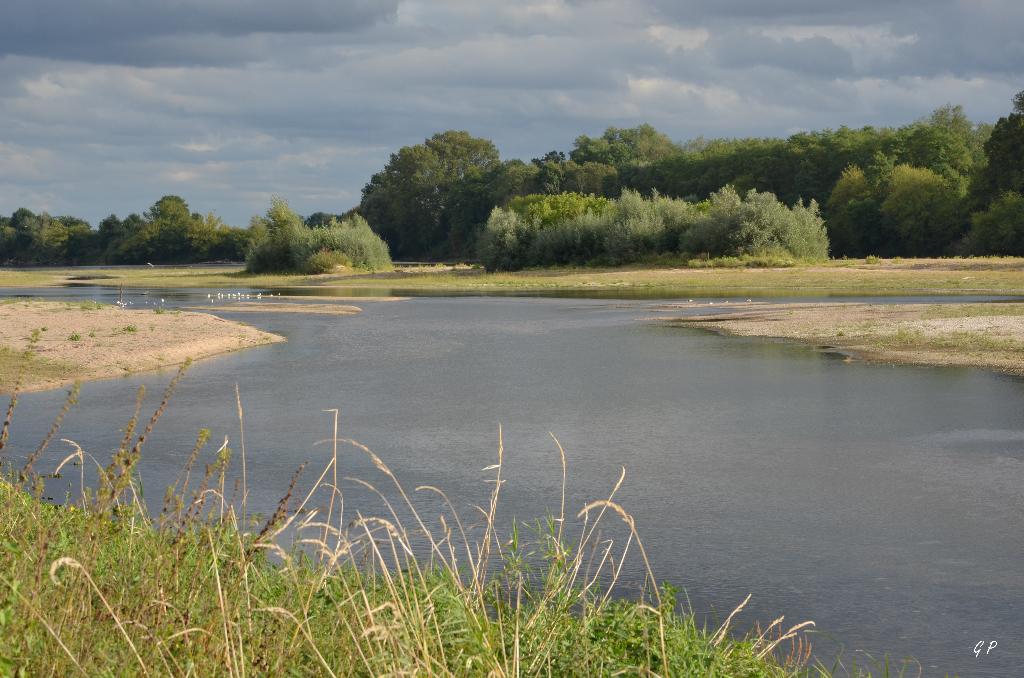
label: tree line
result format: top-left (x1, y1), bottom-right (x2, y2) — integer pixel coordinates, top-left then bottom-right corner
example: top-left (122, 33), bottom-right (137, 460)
top-left (0, 196), bottom-right (385, 270)
top-left (0, 196), bottom-right (251, 266)
top-left (3, 92), bottom-right (1023, 268)
top-left (359, 92), bottom-right (1024, 261)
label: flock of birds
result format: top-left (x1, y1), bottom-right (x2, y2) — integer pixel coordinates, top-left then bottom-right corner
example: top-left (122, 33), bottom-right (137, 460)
top-left (111, 291), bottom-right (283, 309)
top-left (209, 292), bottom-right (264, 301)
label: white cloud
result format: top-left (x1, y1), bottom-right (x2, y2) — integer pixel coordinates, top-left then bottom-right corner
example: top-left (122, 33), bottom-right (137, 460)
top-left (0, 0), bottom-right (1019, 225)
top-left (647, 25), bottom-right (711, 52)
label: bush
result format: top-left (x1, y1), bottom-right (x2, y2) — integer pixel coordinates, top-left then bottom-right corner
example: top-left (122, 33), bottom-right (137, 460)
top-left (246, 198), bottom-right (391, 273)
top-left (682, 186), bottom-right (829, 260)
top-left (508, 192), bottom-right (611, 227)
top-left (477, 208), bottom-right (537, 271)
top-left (304, 248), bottom-right (352, 274)
top-left (479, 188), bottom-right (828, 271)
top-left (308, 214), bottom-right (392, 270)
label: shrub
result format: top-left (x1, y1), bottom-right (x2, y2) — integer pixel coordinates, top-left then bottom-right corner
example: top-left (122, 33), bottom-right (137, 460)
top-left (508, 192), bottom-right (610, 227)
top-left (308, 215), bottom-right (391, 271)
top-left (682, 186), bottom-right (829, 260)
top-left (480, 188), bottom-right (828, 270)
top-left (246, 199), bottom-right (391, 273)
top-left (305, 248), bottom-right (352, 274)
top-left (478, 208), bottom-right (537, 271)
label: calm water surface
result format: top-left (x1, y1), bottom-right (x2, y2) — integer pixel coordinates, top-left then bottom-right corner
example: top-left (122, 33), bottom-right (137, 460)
top-left (4, 287), bottom-right (1023, 676)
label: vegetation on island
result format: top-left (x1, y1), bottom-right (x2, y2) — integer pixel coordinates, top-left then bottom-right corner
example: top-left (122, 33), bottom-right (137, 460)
top-left (3, 92), bottom-right (1024, 272)
top-left (244, 198), bottom-right (391, 274)
top-left (479, 188), bottom-right (828, 271)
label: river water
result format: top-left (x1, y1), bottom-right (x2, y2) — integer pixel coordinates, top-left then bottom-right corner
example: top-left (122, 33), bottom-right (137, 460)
top-left (3, 287), bottom-right (1022, 676)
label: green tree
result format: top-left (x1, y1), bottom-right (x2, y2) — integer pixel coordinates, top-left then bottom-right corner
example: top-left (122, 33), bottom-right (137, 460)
top-left (563, 161), bottom-right (618, 196)
top-left (359, 130), bottom-right (500, 258)
top-left (975, 111), bottom-right (1024, 205)
top-left (571, 124), bottom-right (680, 167)
top-left (899, 105), bottom-right (976, 187)
top-left (827, 166), bottom-right (885, 257)
top-left (881, 165), bottom-right (964, 256)
top-left (969, 192), bottom-right (1024, 255)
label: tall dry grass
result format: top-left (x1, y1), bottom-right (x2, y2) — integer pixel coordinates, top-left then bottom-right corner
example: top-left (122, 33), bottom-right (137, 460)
top-left (0, 362), bottom-right (904, 677)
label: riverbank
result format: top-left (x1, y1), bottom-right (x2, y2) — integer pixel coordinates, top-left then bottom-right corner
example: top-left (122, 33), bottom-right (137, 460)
top-left (186, 301), bottom-right (362, 315)
top-left (5, 257), bottom-right (1024, 296)
top-left (663, 301), bottom-right (1024, 375)
top-left (0, 300), bottom-right (284, 393)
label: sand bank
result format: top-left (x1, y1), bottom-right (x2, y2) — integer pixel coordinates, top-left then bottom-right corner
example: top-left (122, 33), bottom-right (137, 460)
top-left (0, 300), bottom-right (284, 393)
top-left (662, 301), bottom-right (1024, 375)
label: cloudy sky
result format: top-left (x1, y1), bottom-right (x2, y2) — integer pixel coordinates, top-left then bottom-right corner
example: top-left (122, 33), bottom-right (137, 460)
top-left (1, 0), bottom-right (1020, 226)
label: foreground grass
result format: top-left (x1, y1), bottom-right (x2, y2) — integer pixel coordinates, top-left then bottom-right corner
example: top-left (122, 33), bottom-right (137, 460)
top-left (0, 369), bottom-right (841, 678)
top-left (0, 482), bottom-right (817, 677)
top-left (5, 257), bottom-right (1024, 296)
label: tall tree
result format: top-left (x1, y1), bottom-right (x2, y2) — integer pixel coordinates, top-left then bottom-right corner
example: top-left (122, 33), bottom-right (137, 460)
top-left (975, 96), bottom-right (1024, 205)
top-left (359, 130), bottom-right (500, 257)
top-left (881, 165), bottom-right (964, 256)
top-left (571, 124), bottom-right (680, 167)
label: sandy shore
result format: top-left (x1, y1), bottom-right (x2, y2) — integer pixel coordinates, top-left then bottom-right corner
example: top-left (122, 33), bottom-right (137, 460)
top-left (0, 300), bottom-right (285, 393)
top-left (662, 301), bottom-right (1024, 375)
top-left (186, 302), bottom-right (362, 315)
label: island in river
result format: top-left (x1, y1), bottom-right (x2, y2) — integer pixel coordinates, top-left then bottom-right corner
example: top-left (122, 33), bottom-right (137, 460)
top-left (0, 300), bottom-right (285, 393)
top-left (662, 301), bottom-right (1024, 375)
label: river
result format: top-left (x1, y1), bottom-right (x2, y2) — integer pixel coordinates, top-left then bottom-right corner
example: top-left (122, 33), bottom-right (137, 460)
top-left (3, 286), bottom-right (1022, 676)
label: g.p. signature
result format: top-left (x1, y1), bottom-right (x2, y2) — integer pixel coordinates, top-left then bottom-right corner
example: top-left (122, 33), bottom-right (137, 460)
top-left (973, 640), bottom-right (997, 658)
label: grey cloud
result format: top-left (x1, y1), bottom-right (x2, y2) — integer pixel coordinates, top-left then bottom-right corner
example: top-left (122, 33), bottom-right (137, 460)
top-left (0, 0), bottom-right (398, 64)
top-left (710, 32), bottom-right (854, 78)
top-left (0, 0), bottom-right (1019, 226)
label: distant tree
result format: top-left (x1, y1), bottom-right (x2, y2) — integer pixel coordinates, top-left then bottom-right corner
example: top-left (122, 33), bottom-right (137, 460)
top-left (563, 161), bottom-right (618, 196)
top-left (0, 215), bottom-right (13, 262)
top-left (532, 150), bottom-right (566, 165)
top-left (571, 124), bottom-right (680, 167)
top-left (34, 214), bottom-right (69, 264)
top-left (881, 165), bottom-right (965, 256)
top-left (969, 192), bottom-right (1024, 255)
top-left (975, 111), bottom-right (1024, 204)
top-left (827, 166), bottom-right (885, 257)
top-left (9, 207), bottom-right (41, 255)
top-left (304, 212), bottom-right (337, 228)
top-left (143, 195), bottom-right (196, 262)
top-left (899, 105), bottom-right (976, 187)
top-left (359, 130), bottom-right (500, 258)
top-left (1014, 89), bottom-right (1024, 114)
top-left (61, 216), bottom-right (97, 264)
